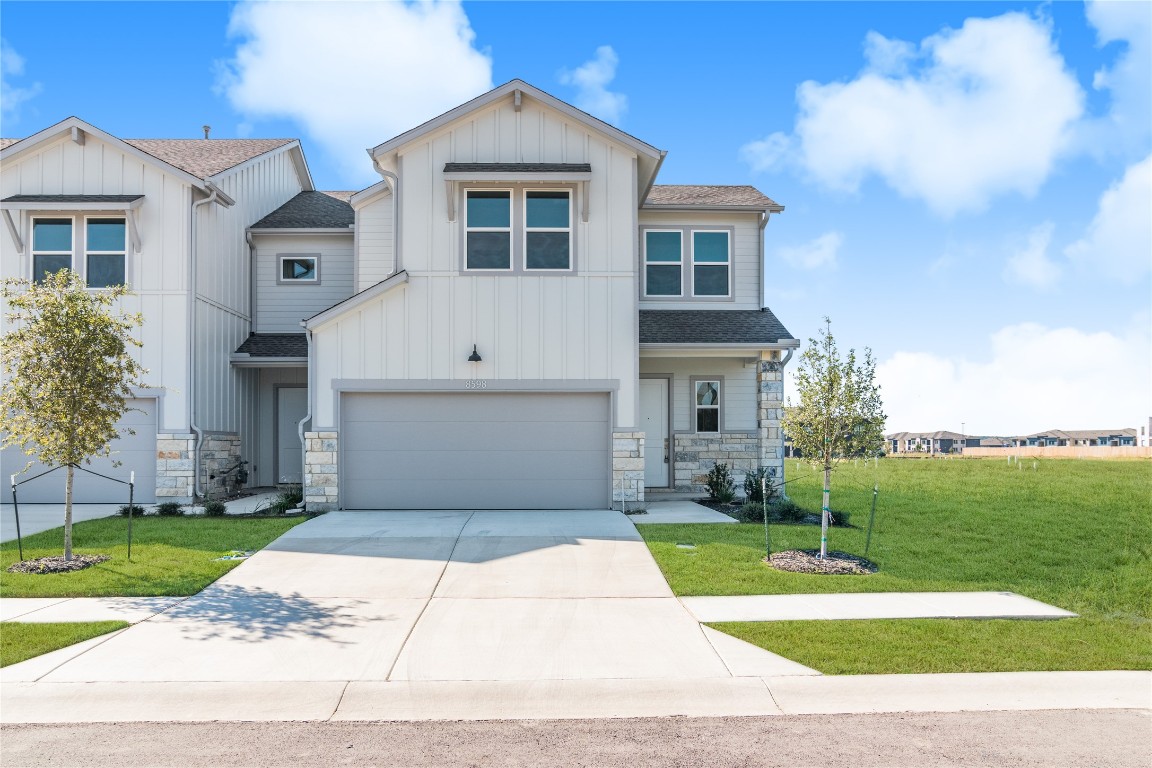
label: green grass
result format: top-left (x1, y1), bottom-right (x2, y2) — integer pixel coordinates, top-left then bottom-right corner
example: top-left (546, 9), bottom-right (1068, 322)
top-left (1, 515), bottom-right (309, 597)
top-left (639, 458), bottom-right (1152, 673)
top-left (0, 621), bottom-right (129, 667)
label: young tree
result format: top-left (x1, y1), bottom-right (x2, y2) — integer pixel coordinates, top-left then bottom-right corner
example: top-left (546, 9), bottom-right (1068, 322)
top-left (1, 270), bottom-right (146, 561)
top-left (782, 317), bottom-right (885, 558)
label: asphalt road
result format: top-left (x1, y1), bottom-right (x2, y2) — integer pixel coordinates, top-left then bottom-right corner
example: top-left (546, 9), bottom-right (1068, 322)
top-left (2, 709), bottom-right (1148, 767)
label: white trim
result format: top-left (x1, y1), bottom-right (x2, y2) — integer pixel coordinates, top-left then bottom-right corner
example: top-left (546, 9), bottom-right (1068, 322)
top-left (690, 229), bottom-right (731, 298)
top-left (692, 377), bottom-right (723, 434)
top-left (522, 188), bottom-right (573, 273)
top-left (83, 215), bottom-right (129, 288)
top-left (463, 188), bottom-right (513, 271)
top-left (349, 179), bottom-right (391, 207)
top-left (443, 171), bottom-right (592, 182)
top-left (248, 228), bottom-right (353, 235)
top-left (277, 253), bottom-right (321, 285)
top-left (642, 229), bottom-right (684, 298)
top-left (2, 198), bottom-right (144, 211)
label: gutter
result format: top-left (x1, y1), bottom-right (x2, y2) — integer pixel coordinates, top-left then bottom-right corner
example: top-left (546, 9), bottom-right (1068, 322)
top-left (368, 152), bottom-right (402, 274)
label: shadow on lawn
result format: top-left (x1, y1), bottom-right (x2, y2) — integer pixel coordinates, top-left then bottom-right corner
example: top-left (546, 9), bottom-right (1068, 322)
top-left (158, 583), bottom-right (371, 644)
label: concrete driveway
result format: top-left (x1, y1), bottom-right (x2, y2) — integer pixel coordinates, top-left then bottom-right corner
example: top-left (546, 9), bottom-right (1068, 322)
top-left (19, 510), bottom-right (811, 686)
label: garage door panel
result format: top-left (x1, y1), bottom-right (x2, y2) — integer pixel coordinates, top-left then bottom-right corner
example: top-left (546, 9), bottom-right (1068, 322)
top-left (1, 399), bottom-right (157, 504)
top-left (341, 392), bottom-right (610, 509)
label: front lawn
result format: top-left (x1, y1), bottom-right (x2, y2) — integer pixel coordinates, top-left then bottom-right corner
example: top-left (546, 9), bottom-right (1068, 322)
top-left (0, 515), bottom-right (309, 597)
top-left (0, 621), bottom-right (129, 667)
top-left (639, 458), bottom-right (1152, 673)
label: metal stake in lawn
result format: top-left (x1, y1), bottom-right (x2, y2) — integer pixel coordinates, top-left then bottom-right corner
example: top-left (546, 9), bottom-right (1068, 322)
top-left (864, 481), bottom-right (879, 557)
top-left (761, 475), bottom-right (770, 558)
top-left (126, 471), bottom-right (135, 561)
top-left (10, 475), bottom-right (23, 562)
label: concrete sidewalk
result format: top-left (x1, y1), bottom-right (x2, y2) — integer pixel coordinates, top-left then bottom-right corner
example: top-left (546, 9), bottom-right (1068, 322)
top-left (633, 499), bottom-right (737, 524)
top-left (1, 597), bottom-right (186, 623)
top-left (681, 592), bottom-right (1079, 622)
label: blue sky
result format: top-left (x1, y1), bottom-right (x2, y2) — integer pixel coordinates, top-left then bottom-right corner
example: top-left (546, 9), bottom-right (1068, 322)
top-left (2, 1), bottom-right (1149, 435)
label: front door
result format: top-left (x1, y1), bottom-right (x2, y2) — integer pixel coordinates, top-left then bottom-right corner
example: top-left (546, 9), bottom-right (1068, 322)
top-left (275, 386), bottom-right (308, 484)
top-left (639, 378), bottom-right (669, 488)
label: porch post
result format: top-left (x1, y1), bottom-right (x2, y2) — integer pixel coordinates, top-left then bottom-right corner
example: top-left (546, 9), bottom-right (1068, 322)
top-left (757, 358), bottom-right (786, 495)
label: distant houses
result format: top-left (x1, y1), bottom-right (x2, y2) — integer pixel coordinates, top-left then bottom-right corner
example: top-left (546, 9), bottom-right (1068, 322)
top-left (884, 428), bottom-right (1138, 454)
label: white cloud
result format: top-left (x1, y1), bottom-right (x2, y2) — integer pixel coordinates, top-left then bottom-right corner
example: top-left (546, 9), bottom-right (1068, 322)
top-left (874, 321), bottom-right (1151, 435)
top-left (777, 232), bottom-right (842, 270)
top-left (1065, 154), bottom-right (1152, 284)
top-left (743, 13), bottom-right (1084, 216)
top-left (0, 38), bottom-right (40, 123)
top-left (558, 46), bottom-right (627, 125)
top-left (217, 0), bottom-right (492, 185)
top-left (1080, 0), bottom-right (1151, 154)
top-left (1003, 222), bottom-right (1061, 290)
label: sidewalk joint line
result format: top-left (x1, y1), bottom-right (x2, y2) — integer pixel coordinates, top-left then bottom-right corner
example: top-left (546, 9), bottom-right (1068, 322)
top-left (327, 681), bottom-right (351, 721)
top-left (384, 511), bottom-right (475, 682)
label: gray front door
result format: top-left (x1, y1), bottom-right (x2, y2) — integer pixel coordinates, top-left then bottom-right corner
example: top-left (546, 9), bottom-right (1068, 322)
top-left (275, 386), bottom-right (308, 484)
top-left (639, 378), bottom-right (669, 487)
top-left (341, 391), bottom-right (611, 509)
top-left (1, 398), bottom-right (157, 503)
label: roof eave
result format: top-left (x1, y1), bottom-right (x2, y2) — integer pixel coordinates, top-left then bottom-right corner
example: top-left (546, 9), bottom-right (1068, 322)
top-left (304, 270), bottom-right (410, 329)
top-left (230, 355), bottom-right (308, 368)
top-left (642, 203), bottom-right (785, 214)
top-left (247, 227), bottom-right (354, 235)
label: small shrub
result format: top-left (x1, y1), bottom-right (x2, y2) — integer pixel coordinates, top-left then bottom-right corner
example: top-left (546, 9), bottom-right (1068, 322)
top-left (117, 504), bottom-right (147, 517)
top-left (265, 485), bottom-right (304, 515)
top-left (770, 497), bottom-right (807, 523)
top-left (154, 501), bottom-right (184, 517)
top-left (705, 463), bottom-right (736, 503)
top-left (743, 467), bottom-right (778, 504)
top-left (738, 501), bottom-right (765, 523)
top-left (203, 500), bottom-right (227, 517)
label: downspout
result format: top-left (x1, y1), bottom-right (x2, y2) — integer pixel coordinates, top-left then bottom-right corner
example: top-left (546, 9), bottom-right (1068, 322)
top-left (759, 211), bottom-right (771, 311)
top-left (298, 323), bottom-right (313, 506)
top-left (246, 231), bottom-right (257, 334)
top-left (188, 187), bottom-right (220, 498)
top-left (370, 153), bottom-right (401, 274)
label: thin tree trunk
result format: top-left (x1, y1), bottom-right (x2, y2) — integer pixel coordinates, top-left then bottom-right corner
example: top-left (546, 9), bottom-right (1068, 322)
top-left (64, 464), bottom-right (74, 561)
top-left (820, 464), bottom-right (831, 559)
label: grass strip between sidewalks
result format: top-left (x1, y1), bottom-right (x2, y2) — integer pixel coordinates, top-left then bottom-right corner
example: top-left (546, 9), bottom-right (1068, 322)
top-left (0, 621), bottom-right (129, 667)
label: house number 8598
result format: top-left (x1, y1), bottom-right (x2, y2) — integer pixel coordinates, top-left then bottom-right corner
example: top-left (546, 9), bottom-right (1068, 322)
top-left (464, 379), bottom-right (487, 389)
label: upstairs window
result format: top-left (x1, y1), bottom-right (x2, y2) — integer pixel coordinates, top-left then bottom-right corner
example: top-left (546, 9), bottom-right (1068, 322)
top-left (525, 190), bottom-right (571, 270)
top-left (278, 254), bottom-right (320, 284)
top-left (692, 231), bottom-right (730, 297)
top-left (466, 190), bottom-right (512, 270)
top-left (644, 230), bottom-right (682, 296)
top-left (32, 216), bottom-right (126, 287)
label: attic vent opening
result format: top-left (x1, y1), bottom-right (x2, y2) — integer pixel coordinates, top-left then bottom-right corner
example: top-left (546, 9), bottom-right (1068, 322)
top-left (203, 125), bottom-right (211, 139)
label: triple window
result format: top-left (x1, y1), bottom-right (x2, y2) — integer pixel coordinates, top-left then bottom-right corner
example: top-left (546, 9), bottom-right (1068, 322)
top-left (643, 229), bottom-right (731, 298)
top-left (465, 188), bottom-right (573, 272)
top-left (32, 216), bottom-right (127, 287)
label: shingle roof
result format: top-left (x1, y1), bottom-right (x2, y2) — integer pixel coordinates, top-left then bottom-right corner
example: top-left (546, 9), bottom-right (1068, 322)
top-left (234, 334), bottom-right (308, 358)
top-left (251, 191), bottom-right (354, 229)
top-left (645, 185), bottom-right (781, 210)
top-left (123, 139), bottom-right (295, 178)
top-left (443, 163), bottom-right (592, 173)
top-left (1023, 428), bottom-right (1137, 440)
top-left (0, 139), bottom-right (18, 150)
top-left (639, 309), bottom-right (795, 345)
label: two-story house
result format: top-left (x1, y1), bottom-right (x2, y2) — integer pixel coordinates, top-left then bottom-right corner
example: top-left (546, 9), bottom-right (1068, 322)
top-left (2, 80), bottom-right (797, 510)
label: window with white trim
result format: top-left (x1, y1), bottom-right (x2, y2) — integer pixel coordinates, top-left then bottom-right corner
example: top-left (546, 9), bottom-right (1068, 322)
top-left (463, 186), bottom-right (574, 272)
top-left (691, 231), bottom-right (730, 297)
top-left (31, 215), bottom-right (126, 287)
top-left (642, 227), bottom-right (731, 298)
top-left (695, 379), bottom-right (721, 433)
top-left (644, 230), bottom-right (682, 296)
top-left (278, 254), bottom-right (320, 284)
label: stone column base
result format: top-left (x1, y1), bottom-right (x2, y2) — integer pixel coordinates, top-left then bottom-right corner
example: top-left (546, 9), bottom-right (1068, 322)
top-left (304, 431), bottom-right (338, 510)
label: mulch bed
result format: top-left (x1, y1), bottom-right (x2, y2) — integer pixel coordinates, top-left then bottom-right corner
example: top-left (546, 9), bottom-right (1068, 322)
top-left (767, 549), bottom-right (877, 575)
top-left (7, 554), bottom-right (111, 575)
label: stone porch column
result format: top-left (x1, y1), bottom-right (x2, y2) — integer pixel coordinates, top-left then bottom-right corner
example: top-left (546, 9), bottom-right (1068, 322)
top-left (757, 359), bottom-right (785, 494)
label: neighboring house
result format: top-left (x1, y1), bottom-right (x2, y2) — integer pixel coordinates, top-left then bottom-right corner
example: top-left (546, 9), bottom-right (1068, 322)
top-left (885, 431), bottom-right (973, 454)
top-left (2, 80), bottom-right (798, 510)
top-left (1013, 428), bottom-right (1137, 448)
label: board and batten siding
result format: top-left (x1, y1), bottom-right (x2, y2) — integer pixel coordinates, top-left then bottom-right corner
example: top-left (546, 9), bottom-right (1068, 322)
top-left (192, 148), bottom-right (304, 433)
top-left (0, 133), bottom-right (193, 432)
top-left (637, 210), bottom-right (763, 311)
top-left (354, 192), bottom-right (393, 292)
top-left (253, 233), bottom-right (354, 333)
top-left (639, 357), bottom-right (758, 433)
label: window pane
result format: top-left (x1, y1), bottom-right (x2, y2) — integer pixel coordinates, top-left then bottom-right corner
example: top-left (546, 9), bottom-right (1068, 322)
top-left (87, 219), bottom-right (126, 251)
top-left (526, 232), bottom-right (570, 269)
top-left (33, 254), bottom-right (71, 282)
top-left (526, 191), bottom-right (570, 228)
top-left (467, 191), bottom-right (510, 228)
top-left (646, 264), bottom-right (681, 295)
top-left (87, 253), bottom-right (125, 288)
top-left (697, 408), bottom-right (719, 433)
top-left (693, 231), bottom-right (729, 262)
top-left (33, 219), bottom-right (72, 251)
top-left (282, 257), bottom-right (317, 281)
top-left (645, 231), bottom-right (681, 262)
top-left (694, 265), bottom-right (729, 296)
top-left (467, 232), bottom-right (511, 269)
top-left (696, 381), bottom-right (719, 406)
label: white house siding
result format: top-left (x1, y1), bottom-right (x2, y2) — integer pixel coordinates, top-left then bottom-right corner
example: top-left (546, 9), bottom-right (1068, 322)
top-left (637, 210), bottom-right (763, 310)
top-left (192, 149), bottom-right (304, 434)
top-left (252, 233), bottom-right (354, 332)
top-left (638, 357), bottom-right (758, 433)
top-left (0, 132), bottom-right (193, 434)
top-left (354, 192), bottom-right (393, 291)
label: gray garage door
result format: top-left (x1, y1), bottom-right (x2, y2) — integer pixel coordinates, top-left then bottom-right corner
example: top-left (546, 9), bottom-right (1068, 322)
top-left (1, 399), bottom-right (157, 504)
top-left (341, 392), bottom-right (611, 509)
